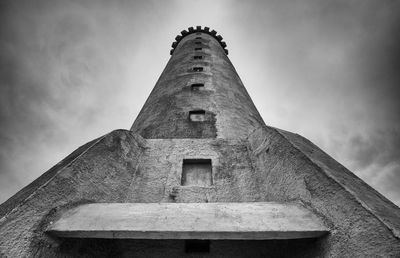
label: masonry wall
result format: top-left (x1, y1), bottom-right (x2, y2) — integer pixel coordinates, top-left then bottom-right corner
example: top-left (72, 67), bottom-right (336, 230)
top-left (0, 130), bottom-right (145, 257)
top-left (1, 129), bottom-right (400, 257)
top-left (247, 126), bottom-right (400, 257)
top-left (130, 32), bottom-right (264, 139)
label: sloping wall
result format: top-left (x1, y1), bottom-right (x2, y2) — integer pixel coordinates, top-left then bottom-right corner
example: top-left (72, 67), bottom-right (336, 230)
top-left (247, 126), bottom-right (400, 257)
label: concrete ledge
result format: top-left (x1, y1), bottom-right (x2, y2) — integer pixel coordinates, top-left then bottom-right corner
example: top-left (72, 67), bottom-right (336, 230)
top-left (47, 202), bottom-right (329, 240)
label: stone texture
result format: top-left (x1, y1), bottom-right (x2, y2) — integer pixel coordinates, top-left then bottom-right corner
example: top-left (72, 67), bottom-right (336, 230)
top-left (247, 126), bottom-right (400, 257)
top-left (131, 33), bottom-right (264, 139)
top-left (47, 202), bottom-right (328, 239)
top-left (0, 130), bottom-right (145, 257)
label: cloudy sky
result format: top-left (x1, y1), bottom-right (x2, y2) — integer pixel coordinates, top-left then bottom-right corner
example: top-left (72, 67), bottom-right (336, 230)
top-left (0, 0), bottom-right (399, 206)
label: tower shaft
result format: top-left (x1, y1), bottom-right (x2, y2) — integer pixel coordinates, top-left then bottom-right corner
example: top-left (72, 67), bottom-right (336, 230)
top-left (131, 31), bottom-right (264, 139)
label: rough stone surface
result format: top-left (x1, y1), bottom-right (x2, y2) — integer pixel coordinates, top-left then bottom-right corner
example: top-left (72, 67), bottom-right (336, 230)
top-left (131, 32), bottom-right (264, 139)
top-left (1, 29), bottom-right (400, 257)
top-left (0, 130), bottom-right (145, 257)
top-left (247, 126), bottom-right (400, 257)
top-left (47, 202), bottom-right (328, 239)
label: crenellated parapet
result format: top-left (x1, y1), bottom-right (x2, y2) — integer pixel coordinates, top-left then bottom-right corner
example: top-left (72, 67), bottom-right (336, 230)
top-left (170, 26), bottom-right (228, 55)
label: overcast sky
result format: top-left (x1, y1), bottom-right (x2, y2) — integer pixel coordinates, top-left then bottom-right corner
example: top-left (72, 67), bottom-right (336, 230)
top-left (0, 0), bottom-right (399, 206)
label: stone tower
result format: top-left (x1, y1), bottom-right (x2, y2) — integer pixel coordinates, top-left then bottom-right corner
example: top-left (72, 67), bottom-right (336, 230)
top-left (1, 26), bottom-right (400, 257)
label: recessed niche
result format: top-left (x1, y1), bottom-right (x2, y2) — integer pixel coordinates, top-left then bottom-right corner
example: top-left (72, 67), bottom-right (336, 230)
top-left (195, 37), bottom-right (202, 39)
top-left (189, 110), bottom-right (206, 121)
top-left (185, 240), bottom-right (210, 253)
top-left (181, 159), bottom-right (212, 186)
top-left (194, 56), bottom-right (203, 60)
top-left (195, 47), bottom-right (202, 51)
top-left (195, 42), bottom-right (201, 45)
top-left (191, 83), bottom-right (204, 90)
top-left (193, 67), bottom-right (203, 72)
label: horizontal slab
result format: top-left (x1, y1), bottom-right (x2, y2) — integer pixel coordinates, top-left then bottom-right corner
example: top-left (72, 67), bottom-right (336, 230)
top-left (47, 202), bottom-right (328, 240)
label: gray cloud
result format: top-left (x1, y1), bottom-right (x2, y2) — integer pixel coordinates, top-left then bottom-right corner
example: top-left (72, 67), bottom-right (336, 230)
top-left (0, 0), bottom-right (177, 200)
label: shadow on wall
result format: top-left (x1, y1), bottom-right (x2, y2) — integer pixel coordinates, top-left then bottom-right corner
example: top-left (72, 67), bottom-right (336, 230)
top-left (53, 238), bottom-right (324, 258)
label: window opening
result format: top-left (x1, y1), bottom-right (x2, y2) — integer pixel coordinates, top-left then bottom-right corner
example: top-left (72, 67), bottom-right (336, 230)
top-left (195, 48), bottom-right (202, 51)
top-left (195, 42), bottom-right (201, 45)
top-left (191, 83), bottom-right (204, 90)
top-left (195, 37), bottom-right (202, 39)
top-left (193, 67), bottom-right (203, 72)
top-left (189, 110), bottom-right (206, 122)
top-left (194, 56), bottom-right (203, 60)
top-left (181, 159), bottom-right (212, 186)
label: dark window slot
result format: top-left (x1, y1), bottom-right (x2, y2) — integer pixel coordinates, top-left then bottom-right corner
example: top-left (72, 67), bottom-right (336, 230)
top-left (193, 67), bottom-right (203, 72)
top-left (195, 37), bottom-right (202, 39)
top-left (194, 56), bottom-right (203, 60)
top-left (191, 83), bottom-right (204, 90)
top-left (195, 48), bottom-right (202, 51)
top-left (189, 110), bottom-right (206, 122)
top-left (195, 42), bottom-right (202, 45)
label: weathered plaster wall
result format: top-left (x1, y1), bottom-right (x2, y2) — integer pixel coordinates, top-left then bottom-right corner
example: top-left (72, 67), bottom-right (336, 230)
top-left (0, 129), bottom-right (326, 257)
top-left (247, 126), bottom-right (400, 257)
top-left (130, 33), bottom-right (264, 139)
top-left (0, 136), bottom-right (102, 219)
top-left (1, 127), bottom-right (400, 257)
top-left (127, 138), bottom-right (259, 203)
top-left (0, 130), bottom-right (145, 257)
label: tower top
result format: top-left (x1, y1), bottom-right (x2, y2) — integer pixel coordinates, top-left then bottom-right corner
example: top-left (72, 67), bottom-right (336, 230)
top-left (170, 26), bottom-right (228, 55)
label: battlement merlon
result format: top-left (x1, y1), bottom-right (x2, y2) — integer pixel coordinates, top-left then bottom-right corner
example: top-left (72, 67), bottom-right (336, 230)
top-left (170, 26), bottom-right (228, 55)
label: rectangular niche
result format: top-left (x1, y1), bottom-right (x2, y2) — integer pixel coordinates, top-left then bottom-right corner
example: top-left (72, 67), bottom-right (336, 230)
top-left (191, 83), bottom-right (204, 90)
top-left (181, 159), bottom-right (212, 186)
top-left (193, 67), bottom-right (203, 72)
top-left (189, 110), bottom-right (206, 121)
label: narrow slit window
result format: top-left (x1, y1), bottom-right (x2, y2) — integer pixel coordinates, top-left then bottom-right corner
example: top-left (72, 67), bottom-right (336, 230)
top-left (194, 56), bottom-right (203, 60)
top-left (195, 37), bottom-right (202, 39)
top-left (195, 42), bottom-right (201, 45)
top-left (185, 240), bottom-right (210, 253)
top-left (181, 159), bottom-right (212, 186)
top-left (193, 67), bottom-right (203, 72)
top-left (191, 83), bottom-right (204, 90)
top-left (195, 47), bottom-right (202, 51)
top-left (189, 110), bottom-right (206, 121)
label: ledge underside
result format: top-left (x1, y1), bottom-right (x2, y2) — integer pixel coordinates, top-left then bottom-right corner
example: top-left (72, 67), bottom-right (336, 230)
top-left (47, 202), bottom-right (328, 240)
